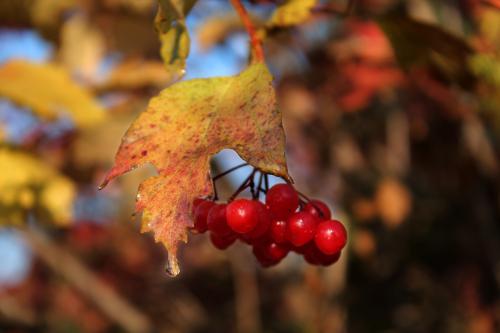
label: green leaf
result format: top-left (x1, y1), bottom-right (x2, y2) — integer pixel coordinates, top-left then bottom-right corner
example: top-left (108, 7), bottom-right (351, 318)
top-left (155, 0), bottom-right (198, 81)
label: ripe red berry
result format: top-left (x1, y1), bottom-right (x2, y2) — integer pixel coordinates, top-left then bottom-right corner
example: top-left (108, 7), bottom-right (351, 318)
top-left (192, 198), bottom-right (204, 214)
top-left (314, 220), bottom-right (347, 255)
top-left (286, 212), bottom-right (318, 247)
top-left (243, 201), bottom-right (271, 239)
top-left (207, 204), bottom-right (233, 237)
top-left (303, 242), bottom-right (341, 266)
top-left (193, 200), bottom-right (215, 233)
top-left (303, 200), bottom-right (331, 220)
top-left (253, 240), bottom-right (290, 267)
top-left (265, 184), bottom-right (299, 219)
top-left (210, 232), bottom-right (237, 250)
top-left (269, 219), bottom-right (287, 244)
top-left (226, 199), bottom-right (259, 234)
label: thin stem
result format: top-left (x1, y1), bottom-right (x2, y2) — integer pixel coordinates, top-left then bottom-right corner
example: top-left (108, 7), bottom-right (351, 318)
top-left (256, 172), bottom-right (264, 198)
top-left (230, 0), bottom-right (264, 62)
top-left (229, 168), bottom-right (257, 201)
top-left (213, 163), bottom-right (249, 181)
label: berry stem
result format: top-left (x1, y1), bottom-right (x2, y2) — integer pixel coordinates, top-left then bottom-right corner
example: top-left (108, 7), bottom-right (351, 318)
top-left (213, 163), bottom-right (249, 181)
top-left (229, 168), bottom-right (257, 201)
top-left (256, 172), bottom-right (264, 198)
top-left (229, 0), bottom-right (264, 62)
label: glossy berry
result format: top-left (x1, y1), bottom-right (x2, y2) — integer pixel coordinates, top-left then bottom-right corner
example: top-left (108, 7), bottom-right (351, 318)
top-left (269, 219), bottom-right (287, 244)
top-left (266, 184), bottom-right (299, 219)
top-left (253, 240), bottom-right (289, 267)
top-left (207, 204), bottom-right (233, 237)
top-left (210, 232), bottom-right (237, 250)
top-left (314, 220), bottom-right (347, 255)
top-left (193, 200), bottom-right (215, 233)
top-left (226, 199), bottom-right (259, 234)
top-left (303, 242), bottom-right (341, 266)
top-left (243, 201), bottom-right (271, 239)
top-left (304, 200), bottom-right (331, 220)
top-left (286, 212), bottom-right (318, 247)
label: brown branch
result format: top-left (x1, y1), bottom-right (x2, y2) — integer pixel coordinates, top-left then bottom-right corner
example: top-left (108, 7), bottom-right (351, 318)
top-left (21, 228), bottom-right (152, 333)
top-left (230, 0), bottom-right (264, 62)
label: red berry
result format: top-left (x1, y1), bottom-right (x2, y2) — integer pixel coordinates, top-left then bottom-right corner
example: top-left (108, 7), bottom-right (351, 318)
top-left (265, 184), bottom-right (299, 219)
top-left (286, 212), bottom-right (318, 247)
top-left (193, 200), bottom-right (215, 233)
top-left (226, 199), bottom-right (259, 234)
top-left (192, 198), bottom-right (204, 214)
top-left (303, 242), bottom-right (341, 266)
top-left (243, 201), bottom-right (271, 239)
top-left (269, 219), bottom-right (287, 244)
top-left (314, 220), bottom-right (347, 255)
top-left (253, 240), bottom-right (289, 267)
top-left (210, 232), bottom-right (237, 250)
top-left (207, 204), bottom-right (233, 237)
top-left (304, 200), bottom-right (331, 220)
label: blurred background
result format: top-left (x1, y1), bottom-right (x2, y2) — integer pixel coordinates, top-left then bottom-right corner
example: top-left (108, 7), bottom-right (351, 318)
top-left (0, 0), bottom-right (499, 332)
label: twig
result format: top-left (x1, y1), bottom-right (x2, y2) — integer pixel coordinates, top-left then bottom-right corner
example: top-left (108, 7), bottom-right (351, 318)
top-left (230, 0), bottom-right (264, 62)
top-left (229, 168), bottom-right (257, 201)
top-left (20, 228), bottom-right (152, 333)
top-left (213, 163), bottom-right (249, 181)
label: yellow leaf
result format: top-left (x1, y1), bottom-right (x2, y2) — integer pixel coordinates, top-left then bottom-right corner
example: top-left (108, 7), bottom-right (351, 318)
top-left (155, 0), bottom-right (198, 80)
top-left (480, 8), bottom-right (500, 49)
top-left (101, 63), bottom-right (290, 276)
top-left (0, 60), bottom-right (106, 128)
top-left (0, 148), bottom-right (75, 226)
top-left (268, 0), bottom-right (316, 27)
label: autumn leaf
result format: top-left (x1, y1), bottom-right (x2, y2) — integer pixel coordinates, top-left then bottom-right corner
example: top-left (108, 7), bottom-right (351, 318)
top-left (101, 63), bottom-right (289, 276)
top-left (155, 0), bottom-right (198, 81)
top-left (267, 0), bottom-right (316, 27)
top-left (0, 60), bottom-right (106, 128)
top-left (0, 147), bottom-right (75, 226)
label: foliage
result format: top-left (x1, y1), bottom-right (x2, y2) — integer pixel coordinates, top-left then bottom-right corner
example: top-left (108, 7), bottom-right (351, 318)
top-left (0, 60), bottom-right (106, 128)
top-left (0, 147), bottom-right (75, 226)
top-left (101, 63), bottom-right (289, 275)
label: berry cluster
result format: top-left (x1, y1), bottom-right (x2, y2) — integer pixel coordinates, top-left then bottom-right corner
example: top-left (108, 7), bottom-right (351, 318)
top-left (191, 183), bottom-right (347, 267)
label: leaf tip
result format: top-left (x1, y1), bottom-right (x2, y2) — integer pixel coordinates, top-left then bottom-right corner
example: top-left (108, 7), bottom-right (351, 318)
top-left (165, 251), bottom-right (180, 277)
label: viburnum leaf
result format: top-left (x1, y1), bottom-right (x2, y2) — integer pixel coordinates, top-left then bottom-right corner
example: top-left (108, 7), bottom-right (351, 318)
top-left (155, 0), bottom-right (198, 81)
top-left (0, 147), bottom-right (75, 226)
top-left (0, 60), bottom-right (106, 128)
top-left (267, 0), bottom-right (316, 28)
top-left (101, 63), bottom-right (290, 276)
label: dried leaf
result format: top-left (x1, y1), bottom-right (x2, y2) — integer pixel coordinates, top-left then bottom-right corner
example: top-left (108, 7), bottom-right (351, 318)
top-left (268, 0), bottom-right (316, 27)
top-left (0, 60), bottom-right (106, 128)
top-left (102, 63), bottom-right (289, 275)
top-left (0, 147), bottom-right (75, 226)
top-left (155, 0), bottom-right (198, 81)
